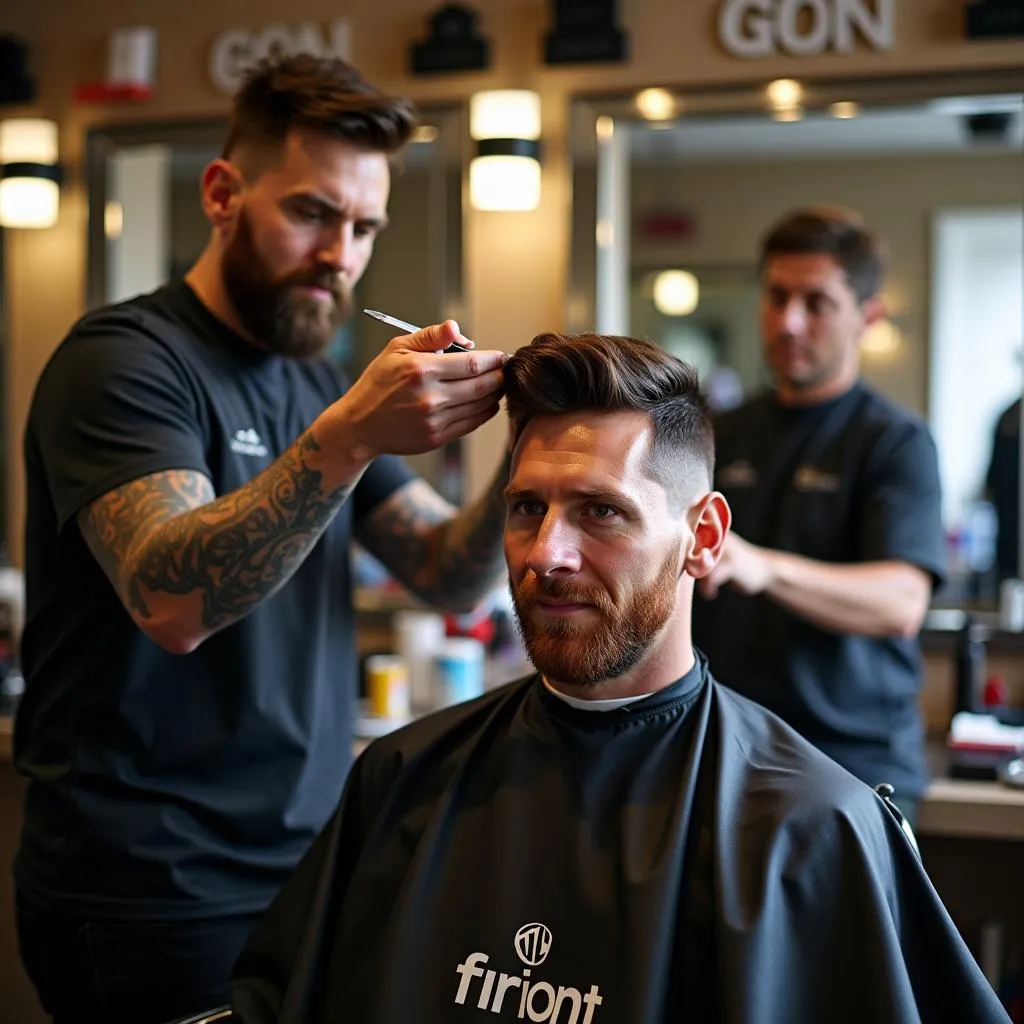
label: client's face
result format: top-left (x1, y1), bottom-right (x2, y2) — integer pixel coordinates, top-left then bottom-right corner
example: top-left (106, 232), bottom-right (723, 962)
top-left (504, 411), bottom-right (687, 689)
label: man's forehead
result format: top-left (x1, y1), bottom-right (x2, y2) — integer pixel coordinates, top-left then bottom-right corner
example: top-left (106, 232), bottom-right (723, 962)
top-left (763, 252), bottom-right (846, 290)
top-left (258, 130), bottom-right (390, 190)
top-left (510, 411), bottom-right (657, 488)
top-left (514, 411), bottom-right (651, 457)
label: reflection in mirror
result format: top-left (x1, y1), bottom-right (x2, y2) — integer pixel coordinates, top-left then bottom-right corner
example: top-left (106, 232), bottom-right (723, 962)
top-left (85, 107), bottom-right (466, 499)
top-left (569, 73), bottom-right (1024, 610)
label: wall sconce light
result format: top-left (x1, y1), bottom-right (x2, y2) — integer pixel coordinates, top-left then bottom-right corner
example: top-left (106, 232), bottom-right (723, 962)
top-left (860, 318), bottom-right (904, 358)
top-left (765, 78), bottom-right (804, 123)
top-left (636, 88), bottom-right (676, 123)
top-left (0, 118), bottom-right (62, 228)
top-left (469, 90), bottom-right (541, 212)
top-left (830, 100), bottom-right (860, 120)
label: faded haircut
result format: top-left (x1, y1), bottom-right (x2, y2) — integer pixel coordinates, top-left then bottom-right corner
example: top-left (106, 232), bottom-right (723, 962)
top-left (504, 333), bottom-right (715, 506)
top-left (222, 53), bottom-right (417, 173)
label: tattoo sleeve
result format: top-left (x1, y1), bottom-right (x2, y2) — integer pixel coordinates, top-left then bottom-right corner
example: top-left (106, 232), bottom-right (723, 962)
top-left (78, 431), bottom-right (357, 643)
top-left (356, 457), bottom-right (509, 612)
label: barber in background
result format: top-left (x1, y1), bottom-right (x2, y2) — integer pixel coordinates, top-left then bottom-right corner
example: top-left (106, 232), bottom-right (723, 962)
top-left (14, 56), bottom-right (509, 1023)
top-left (693, 206), bottom-right (945, 827)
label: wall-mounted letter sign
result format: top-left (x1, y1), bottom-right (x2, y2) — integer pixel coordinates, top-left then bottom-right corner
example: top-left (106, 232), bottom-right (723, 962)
top-left (718, 0), bottom-right (894, 58)
top-left (210, 20), bottom-right (350, 96)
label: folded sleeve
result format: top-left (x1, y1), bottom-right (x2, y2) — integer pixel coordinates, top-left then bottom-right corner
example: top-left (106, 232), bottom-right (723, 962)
top-left (858, 422), bottom-right (947, 587)
top-left (351, 454), bottom-right (417, 527)
top-left (28, 319), bottom-right (210, 530)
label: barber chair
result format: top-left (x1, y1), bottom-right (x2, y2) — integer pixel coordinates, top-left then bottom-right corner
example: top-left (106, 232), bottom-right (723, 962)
top-left (165, 1009), bottom-right (231, 1024)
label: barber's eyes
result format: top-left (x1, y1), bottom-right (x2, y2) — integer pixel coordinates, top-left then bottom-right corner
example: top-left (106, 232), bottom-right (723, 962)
top-left (589, 504), bottom-right (621, 521)
top-left (510, 500), bottom-right (545, 517)
top-left (292, 204), bottom-right (329, 224)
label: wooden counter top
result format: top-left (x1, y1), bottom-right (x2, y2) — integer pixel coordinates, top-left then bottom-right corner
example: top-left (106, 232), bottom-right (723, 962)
top-left (0, 715), bottom-right (10, 763)
top-left (918, 776), bottom-right (1024, 841)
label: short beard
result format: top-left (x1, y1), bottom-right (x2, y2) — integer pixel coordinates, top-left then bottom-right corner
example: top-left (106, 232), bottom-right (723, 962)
top-left (511, 550), bottom-right (679, 687)
top-left (221, 207), bottom-right (351, 359)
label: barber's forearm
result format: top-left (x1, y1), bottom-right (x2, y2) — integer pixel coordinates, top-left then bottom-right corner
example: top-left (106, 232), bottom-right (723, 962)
top-left (123, 419), bottom-right (370, 652)
top-left (762, 552), bottom-right (931, 638)
top-left (408, 454), bottom-right (510, 612)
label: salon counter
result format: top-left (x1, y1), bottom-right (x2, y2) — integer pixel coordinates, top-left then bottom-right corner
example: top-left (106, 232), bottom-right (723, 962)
top-left (922, 606), bottom-right (1024, 655)
top-left (918, 777), bottom-right (1024, 841)
top-left (919, 609), bottom-right (1024, 739)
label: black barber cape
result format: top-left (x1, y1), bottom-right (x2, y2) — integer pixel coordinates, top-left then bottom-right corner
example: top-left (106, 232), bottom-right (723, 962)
top-left (233, 659), bottom-right (1008, 1023)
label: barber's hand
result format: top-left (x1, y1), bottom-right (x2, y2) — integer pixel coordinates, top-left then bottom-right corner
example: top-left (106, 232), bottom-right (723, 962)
top-left (331, 320), bottom-right (507, 457)
top-left (699, 532), bottom-right (775, 599)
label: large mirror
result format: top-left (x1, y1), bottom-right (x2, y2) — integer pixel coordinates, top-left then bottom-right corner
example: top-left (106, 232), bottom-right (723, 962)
top-left (85, 105), bottom-right (467, 499)
top-left (569, 71), bottom-right (1024, 611)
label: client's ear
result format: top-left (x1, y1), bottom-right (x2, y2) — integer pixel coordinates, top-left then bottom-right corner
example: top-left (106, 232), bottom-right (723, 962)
top-left (683, 492), bottom-right (730, 579)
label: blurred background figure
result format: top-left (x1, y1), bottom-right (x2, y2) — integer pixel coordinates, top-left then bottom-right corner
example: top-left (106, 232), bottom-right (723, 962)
top-left (693, 206), bottom-right (946, 828)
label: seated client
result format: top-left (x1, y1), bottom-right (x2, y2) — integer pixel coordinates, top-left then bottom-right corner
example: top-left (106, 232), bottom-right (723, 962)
top-left (231, 333), bottom-right (1009, 1024)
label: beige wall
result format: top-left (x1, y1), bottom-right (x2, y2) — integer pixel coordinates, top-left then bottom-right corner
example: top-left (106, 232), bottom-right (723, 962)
top-left (631, 151), bottom-right (1024, 413)
top-left (2, 0), bottom-right (1023, 561)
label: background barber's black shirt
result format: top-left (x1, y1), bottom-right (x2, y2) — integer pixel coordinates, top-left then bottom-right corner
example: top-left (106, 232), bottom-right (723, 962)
top-left (16, 281), bottom-right (414, 919)
top-left (692, 382), bottom-right (945, 798)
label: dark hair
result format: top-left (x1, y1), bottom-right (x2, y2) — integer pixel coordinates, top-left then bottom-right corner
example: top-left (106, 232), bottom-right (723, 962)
top-left (223, 54), bottom-right (417, 164)
top-left (504, 333), bottom-right (714, 503)
top-left (759, 205), bottom-right (886, 303)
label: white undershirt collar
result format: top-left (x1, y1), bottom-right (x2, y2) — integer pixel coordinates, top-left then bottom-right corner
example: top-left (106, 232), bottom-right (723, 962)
top-left (542, 677), bottom-right (655, 711)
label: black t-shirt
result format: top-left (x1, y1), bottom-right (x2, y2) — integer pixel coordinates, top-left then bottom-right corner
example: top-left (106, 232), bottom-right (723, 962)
top-left (15, 281), bottom-right (414, 919)
top-left (692, 382), bottom-right (946, 799)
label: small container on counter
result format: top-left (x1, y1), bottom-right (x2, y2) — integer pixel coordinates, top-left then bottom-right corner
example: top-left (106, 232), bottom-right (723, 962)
top-left (365, 654), bottom-right (411, 720)
top-left (999, 577), bottom-right (1024, 631)
top-left (433, 637), bottom-right (485, 709)
top-left (393, 610), bottom-right (446, 712)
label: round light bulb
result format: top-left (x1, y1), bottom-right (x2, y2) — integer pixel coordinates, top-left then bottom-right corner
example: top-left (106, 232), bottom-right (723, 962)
top-left (653, 270), bottom-right (700, 317)
top-left (636, 88), bottom-right (676, 122)
top-left (830, 101), bottom-right (861, 119)
top-left (766, 78), bottom-right (803, 110)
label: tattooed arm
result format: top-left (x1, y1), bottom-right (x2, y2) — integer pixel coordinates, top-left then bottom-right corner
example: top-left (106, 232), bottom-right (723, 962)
top-left (78, 428), bottom-right (371, 654)
top-left (74, 320), bottom-right (508, 650)
top-left (355, 452), bottom-right (510, 613)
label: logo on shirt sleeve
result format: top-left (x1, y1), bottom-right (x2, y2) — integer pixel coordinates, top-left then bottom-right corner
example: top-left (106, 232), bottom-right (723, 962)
top-left (229, 428), bottom-right (269, 458)
top-left (718, 459), bottom-right (758, 488)
top-left (793, 465), bottom-right (840, 492)
top-left (454, 922), bottom-right (603, 1021)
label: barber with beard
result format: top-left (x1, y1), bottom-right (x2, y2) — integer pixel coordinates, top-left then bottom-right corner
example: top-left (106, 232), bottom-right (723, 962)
top-left (13, 55), bottom-right (509, 1024)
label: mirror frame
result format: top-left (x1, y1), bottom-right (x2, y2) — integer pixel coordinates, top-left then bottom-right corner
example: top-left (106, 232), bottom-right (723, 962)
top-left (84, 105), bottom-right (468, 322)
top-left (85, 117), bottom-right (227, 312)
top-left (568, 66), bottom-right (1024, 333)
top-left (567, 67), bottom-right (1024, 605)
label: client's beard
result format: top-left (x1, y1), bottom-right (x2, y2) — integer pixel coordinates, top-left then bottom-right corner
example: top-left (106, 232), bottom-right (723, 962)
top-left (510, 551), bottom-right (679, 687)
